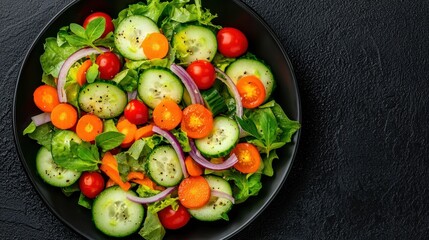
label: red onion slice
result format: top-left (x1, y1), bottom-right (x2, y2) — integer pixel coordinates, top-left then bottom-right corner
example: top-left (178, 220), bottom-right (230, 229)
top-left (127, 90), bottom-right (138, 101)
top-left (215, 68), bottom-right (243, 118)
top-left (127, 187), bottom-right (176, 204)
top-left (189, 140), bottom-right (238, 170)
top-left (152, 126), bottom-right (189, 178)
top-left (170, 64), bottom-right (204, 105)
top-left (31, 112), bottom-right (51, 126)
top-left (211, 189), bottom-right (235, 204)
top-left (57, 47), bottom-right (110, 102)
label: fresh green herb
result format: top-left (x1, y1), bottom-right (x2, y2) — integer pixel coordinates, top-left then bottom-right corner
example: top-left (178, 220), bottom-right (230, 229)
top-left (223, 170), bottom-right (263, 204)
top-left (85, 63), bottom-right (99, 83)
top-left (64, 18), bottom-right (106, 49)
top-left (95, 131), bottom-right (125, 152)
top-left (78, 192), bottom-right (92, 209)
top-left (26, 123), bottom-right (55, 150)
top-left (236, 100), bottom-right (300, 176)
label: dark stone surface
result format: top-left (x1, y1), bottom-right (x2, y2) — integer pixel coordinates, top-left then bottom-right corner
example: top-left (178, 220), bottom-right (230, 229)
top-left (1, 0), bottom-right (428, 239)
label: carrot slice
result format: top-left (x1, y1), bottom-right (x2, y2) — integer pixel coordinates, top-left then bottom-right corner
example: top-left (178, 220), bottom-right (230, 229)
top-left (100, 152), bottom-right (131, 191)
top-left (33, 85), bottom-right (60, 112)
top-left (152, 99), bottom-right (182, 130)
top-left (116, 117), bottom-right (137, 148)
top-left (142, 32), bottom-right (169, 60)
top-left (230, 143), bottom-right (261, 174)
top-left (50, 103), bottom-right (78, 130)
top-left (178, 176), bottom-right (211, 209)
top-left (76, 114), bottom-right (103, 142)
top-left (134, 124), bottom-right (154, 141)
top-left (76, 59), bottom-right (92, 86)
top-left (184, 156), bottom-right (203, 177)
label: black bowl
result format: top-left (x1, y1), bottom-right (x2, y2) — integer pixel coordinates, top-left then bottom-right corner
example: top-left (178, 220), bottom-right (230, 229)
top-left (13, 0), bottom-right (301, 239)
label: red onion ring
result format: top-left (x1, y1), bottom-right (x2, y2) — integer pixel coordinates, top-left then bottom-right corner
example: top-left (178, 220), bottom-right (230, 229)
top-left (31, 112), bottom-right (51, 126)
top-left (127, 187), bottom-right (176, 204)
top-left (189, 140), bottom-right (238, 170)
top-left (127, 90), bottom-right (138, 101)
top-left (215, 68), bottom-right (243, 118)
top-left (211, 189), bottom-right (235, 204)
top-left (152, 126), bottom-right (189, 178)
top-left (170, 64), bottom-right (204, 105)
top-left (57, 47), bottom-right (110, 102)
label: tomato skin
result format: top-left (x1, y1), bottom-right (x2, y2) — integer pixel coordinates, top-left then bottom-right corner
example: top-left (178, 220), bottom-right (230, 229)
top-left (186, 60), bottom-right (216, 90)
top-left (181, 104), bottom-right (213, 139)
top-left (158, 204), bottom-right (191, 230)
top-left (83, 12), bottom-right (114, 38)
top-left (95, 52), bottom-right (121, 80)
top-left (217, 27), bottom-right (248, 58)
top-left (124, 99), bottom-right (149, 125)
top-left (231, 143), bottom-right (261, 174)
top-left (236, 75), bottom-right (266, 109)
top-left (79, 172), bottom-right (105, 199)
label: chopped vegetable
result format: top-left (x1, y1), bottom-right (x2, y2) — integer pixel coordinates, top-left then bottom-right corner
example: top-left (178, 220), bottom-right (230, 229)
top-left (33, 85), bottom-right (60, 112)
top-left (50, 103), bottom-right (77, 129)
top-left (152, 99), bottom-right (182, 131)
top-left (76, 114), bottom-right (103, 142)
top-left (178, 176), bottom-right (211, 209)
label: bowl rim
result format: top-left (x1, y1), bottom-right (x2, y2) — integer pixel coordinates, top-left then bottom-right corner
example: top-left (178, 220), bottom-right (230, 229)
top-left (12, 0), bottom-right (302, 239)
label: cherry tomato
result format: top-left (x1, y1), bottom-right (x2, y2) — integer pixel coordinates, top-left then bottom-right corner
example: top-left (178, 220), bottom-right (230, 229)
top-left (181, 104), bottom-right (213, 139)
top-left (124, 99), bottom-right (149, 125)
top-left (216, 27), bottom-right (248, 58)
top-left (186, 60), bottom-right (216, 90)
top-left (79, 172), bottom-right (105, 199)
top-left (158, 204), bottom-right (191, 230)
top-left (83, 12), bottom-right (114, 38)
top-left (95, 52), bottom-right (121, 80)
top-left (231, 143), bottom-right (261, 174)
top-left (236, 75), bottom-right (266, 108)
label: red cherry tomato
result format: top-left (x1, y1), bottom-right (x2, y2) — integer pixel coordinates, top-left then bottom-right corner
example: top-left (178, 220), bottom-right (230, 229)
top-left (124, 99), bottom-right (149, 125)
top-left (95, 52), bottom-right (121, 80)
top-left (79, 172), bottom-right (105, 199)
top-left (217, 27), bottom-right (248, 58)
top-left (83, 12), bottom-right (114, 38)
top-left (186, 60), bottom-right (216, 90)
top-left (158, 204), bottom-right (191, 230)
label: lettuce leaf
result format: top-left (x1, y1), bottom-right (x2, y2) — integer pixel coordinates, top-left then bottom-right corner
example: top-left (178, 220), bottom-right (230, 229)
top-left (40, 37), bottom-right (79, 78)
top-left (237, 100), bottom-right (300, 176)
top-left (223, 170), bottom-right (263, 204)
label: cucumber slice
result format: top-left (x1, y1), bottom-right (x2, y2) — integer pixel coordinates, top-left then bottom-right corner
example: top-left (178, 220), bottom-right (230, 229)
top-left (146, 145), bottom-right (183, 187)
top-left (36, 146), bottom-right (81, 187)
top-left (188, 175), bottom-right (233, 221)
top-left (92, 186), bottom-right (144, 237)
top-left (225, 58), bottom-right (275, 101)
top-left (78, 81), bottom-right (127, 119)
top-left (173, 25), bottom-right (217, 64)
top-left (137, 67), bottom-right (184, 109)
top-left (194, 116), bottom-right (239, 158)
top-left (114, 15), bottom-right (160, 60)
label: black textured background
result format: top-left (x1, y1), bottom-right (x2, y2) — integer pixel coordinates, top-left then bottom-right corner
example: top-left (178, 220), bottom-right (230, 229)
top-left (2, 0), bottom-right (429, 239)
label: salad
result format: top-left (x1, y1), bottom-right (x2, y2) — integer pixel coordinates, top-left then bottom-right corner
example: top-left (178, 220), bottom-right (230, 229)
top-left (23, 0), bottom-right (300, 239)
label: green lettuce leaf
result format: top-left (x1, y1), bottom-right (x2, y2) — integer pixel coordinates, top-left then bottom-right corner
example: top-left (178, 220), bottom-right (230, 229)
top-left (223, 170), bottom-right (263, 203)
top-left (40, 37), bottom-right (79, 77)
top-left (26, 123), bottom-right (55, 150)
top-left (139, 210), bottom-right (166, 240)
